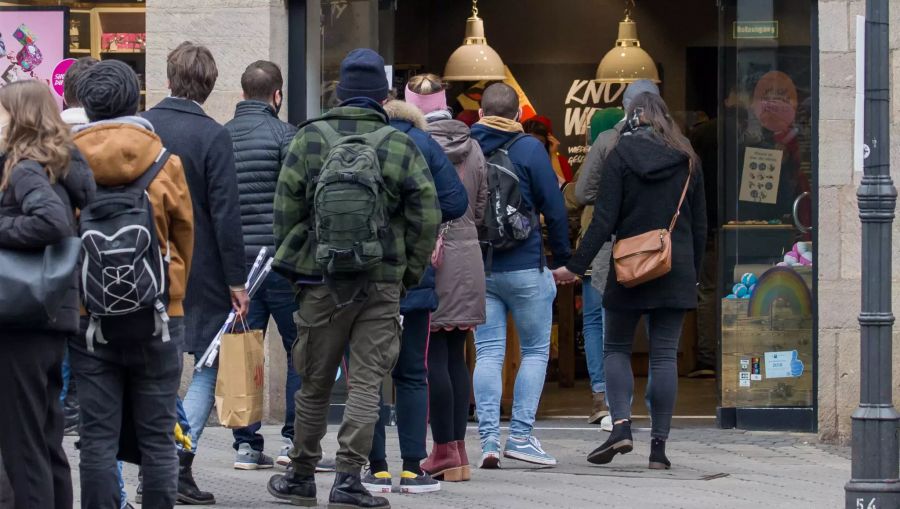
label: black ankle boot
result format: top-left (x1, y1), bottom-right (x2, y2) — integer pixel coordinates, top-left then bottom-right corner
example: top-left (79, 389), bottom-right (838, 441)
top-left (329, 472), bottom-right (390, 508)
top-left (268, 469), bottom-right (317, 507)
top-left (587, 419), bottom-right (633, 465)
top-left (649, 438), bottom-right (671, 470)
top-left (177, 450), bottom-right (216, 505)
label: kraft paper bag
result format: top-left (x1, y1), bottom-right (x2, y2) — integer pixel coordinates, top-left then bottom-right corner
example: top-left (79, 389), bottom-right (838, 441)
top-left (215, 329), bottom-right (265, 428)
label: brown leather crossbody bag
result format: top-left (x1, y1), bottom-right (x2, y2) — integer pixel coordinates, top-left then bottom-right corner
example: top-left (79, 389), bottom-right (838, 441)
top-left (612, 163), bottom-right (692, 288)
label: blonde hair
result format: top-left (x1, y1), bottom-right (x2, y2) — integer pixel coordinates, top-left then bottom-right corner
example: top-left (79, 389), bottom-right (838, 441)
top-left (0, 81), bottom-right (73, 191)
top-left (407, 73), bottom-right (446, 95)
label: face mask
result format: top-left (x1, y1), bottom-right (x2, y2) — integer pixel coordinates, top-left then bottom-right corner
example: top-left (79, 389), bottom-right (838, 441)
top-left (0, 123), bottom-right (6, 143)
top-left (273, 92), bottom-right (283, 116)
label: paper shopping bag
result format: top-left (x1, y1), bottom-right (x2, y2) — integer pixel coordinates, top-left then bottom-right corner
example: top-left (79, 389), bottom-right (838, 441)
top-left (215, 329), bottom-right (265, 428)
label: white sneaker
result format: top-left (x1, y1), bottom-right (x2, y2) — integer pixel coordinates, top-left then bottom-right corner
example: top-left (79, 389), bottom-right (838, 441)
top-left (600, 415), bottom-right (613, 432)
top-left (276, 437), bottom-right (292, 467)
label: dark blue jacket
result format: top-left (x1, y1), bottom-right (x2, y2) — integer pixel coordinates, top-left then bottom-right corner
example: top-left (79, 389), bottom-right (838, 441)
top-left (471, 123), bottom-right (571, 272)
top-left (390, 116), bottom-right (468, 313)
top-left (224, 100), bottom-right (298, 263)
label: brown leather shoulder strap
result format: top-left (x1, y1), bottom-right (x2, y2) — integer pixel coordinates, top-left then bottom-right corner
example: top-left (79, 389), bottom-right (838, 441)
top-left (667, 159), bottom-right (693, 232)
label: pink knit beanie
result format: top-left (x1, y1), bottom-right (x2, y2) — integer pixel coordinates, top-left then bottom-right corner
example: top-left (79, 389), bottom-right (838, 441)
top-left (405, 84), bottom-right (448, 115)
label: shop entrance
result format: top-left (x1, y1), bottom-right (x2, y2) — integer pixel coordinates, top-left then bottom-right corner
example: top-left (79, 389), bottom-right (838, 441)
top-left (302, 0), bottom-right (816, 431)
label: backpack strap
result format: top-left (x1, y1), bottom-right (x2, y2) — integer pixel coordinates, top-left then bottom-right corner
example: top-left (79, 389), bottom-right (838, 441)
top-left (497, 133), bottom-right (529, 154)
top-left (361, 125), bottom-right (397, 149)
top-left (128, 148), bottom-right (171, 194)
top-left (311, 121), bottom-right (342, 148)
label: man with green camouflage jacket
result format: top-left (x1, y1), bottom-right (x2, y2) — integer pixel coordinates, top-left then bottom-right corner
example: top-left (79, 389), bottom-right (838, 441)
top-left (268, 49), bottom-right (440, 509)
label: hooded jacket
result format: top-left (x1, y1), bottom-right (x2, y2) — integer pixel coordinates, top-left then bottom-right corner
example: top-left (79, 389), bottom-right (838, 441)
top-left (0, 150), bottom-right (95, 333)
top-left (383, 100), bottom-right (468, 313)
top-left (273, 98), bottom-right (441, 290)
top-left (426, 116), bottom-right (488, 329)
top-left (224, 100), bottom-right (298, 263)
top-left (471, 121), bottom-right (571, 271)
top-left (568, 127), bottom-right (707, 310)
top-left (74, 119), bottom-right (195, 317)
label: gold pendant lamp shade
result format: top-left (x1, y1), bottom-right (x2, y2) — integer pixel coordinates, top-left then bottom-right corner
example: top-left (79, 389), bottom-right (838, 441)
top-left (596, 7), bottom-right (660, 84)
top-left (444, 0), bottom-right (507, 82)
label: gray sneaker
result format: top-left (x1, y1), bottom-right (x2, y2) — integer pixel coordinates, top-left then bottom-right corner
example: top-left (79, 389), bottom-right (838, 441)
top-left (276, 437), bottom-right (293, 468)
top-left (234, 443), bottom-right (275, 470)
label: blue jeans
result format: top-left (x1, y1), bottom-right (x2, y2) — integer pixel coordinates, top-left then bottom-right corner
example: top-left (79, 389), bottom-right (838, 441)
top-left (582, 277), bottom-right (606, 394)
top-left (117, 462), bottom-right (127, 509)
top-left (182, 357), bottom-right (216, 453)
top-left (474, 268), bottom-right (556, 444)
top-left (233, 272), bottom-right (300, 451)
top-left (61, 349), bottom-right (71, 402)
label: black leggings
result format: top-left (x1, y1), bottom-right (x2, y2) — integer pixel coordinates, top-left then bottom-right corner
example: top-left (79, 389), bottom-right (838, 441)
top-left (426, 329), bottom-right (470, 444)
top-left (604, 308), bottom-right (685, 440)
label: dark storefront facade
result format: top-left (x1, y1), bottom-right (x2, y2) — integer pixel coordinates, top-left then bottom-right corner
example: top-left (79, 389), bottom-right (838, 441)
top-left (283, 0), bottom-right (819, 432)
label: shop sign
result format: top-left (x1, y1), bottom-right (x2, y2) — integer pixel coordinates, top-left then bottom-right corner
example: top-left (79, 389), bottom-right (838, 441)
top-left (733, 21), bottom-right (778, 39)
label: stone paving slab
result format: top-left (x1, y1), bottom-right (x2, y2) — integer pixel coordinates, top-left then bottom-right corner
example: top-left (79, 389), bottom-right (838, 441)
top-left (65, 420), bottom-right (850, 509)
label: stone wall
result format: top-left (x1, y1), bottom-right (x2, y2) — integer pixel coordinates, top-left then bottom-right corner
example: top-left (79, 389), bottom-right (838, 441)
top-left (146, 0), bottom-right (290, 124)
top-left (146, 0), bottom-right (292, 424)
top-left (817, 0), bottom-right (900, 444)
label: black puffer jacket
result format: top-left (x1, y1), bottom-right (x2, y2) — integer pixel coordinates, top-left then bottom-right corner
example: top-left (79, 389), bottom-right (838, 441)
top-left (567, 127), bottom-right (707, 310)
top-left (224, 100), bottom-right (298, 262)
top-left (0, 151), bottom-right (96, 333)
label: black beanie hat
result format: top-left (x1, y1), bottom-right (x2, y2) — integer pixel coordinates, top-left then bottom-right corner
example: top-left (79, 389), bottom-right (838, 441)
top-left (336, 48), bottom-right (389, 103)
top-left (77, 59), bottom-right (141, 122)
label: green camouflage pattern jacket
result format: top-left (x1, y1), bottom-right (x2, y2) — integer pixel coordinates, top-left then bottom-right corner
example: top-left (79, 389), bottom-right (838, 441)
top-left (273, 105), bottom-right (440, 289)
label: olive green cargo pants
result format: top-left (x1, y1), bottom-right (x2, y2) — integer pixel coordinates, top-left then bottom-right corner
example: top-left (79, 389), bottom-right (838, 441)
top-left (288, 282), bottom-right (402, 476)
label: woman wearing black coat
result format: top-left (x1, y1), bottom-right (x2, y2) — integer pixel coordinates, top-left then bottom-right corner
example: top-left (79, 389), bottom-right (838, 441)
top-left (554, 92), bottom-right (707, 470)
top-left (0, 80), bottom-right (95, 509)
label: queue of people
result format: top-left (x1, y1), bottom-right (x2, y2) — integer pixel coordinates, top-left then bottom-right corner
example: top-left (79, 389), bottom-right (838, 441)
top-left (0, 42), bottom-right (705, 509)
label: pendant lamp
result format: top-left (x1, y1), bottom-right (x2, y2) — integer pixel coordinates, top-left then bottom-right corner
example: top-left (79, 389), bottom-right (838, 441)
top-left (444, 0), bottom-right (506, 82)
top-left (596, 0), bottom-right (660, 84)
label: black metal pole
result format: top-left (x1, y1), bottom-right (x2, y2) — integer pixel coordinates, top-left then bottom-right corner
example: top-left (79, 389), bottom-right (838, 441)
top-left (845, 0), bottom-right (900, 507)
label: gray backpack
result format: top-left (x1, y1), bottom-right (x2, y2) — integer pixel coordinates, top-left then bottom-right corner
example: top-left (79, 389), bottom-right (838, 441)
top-left (312, 123), bottom-right (393, 306)
top-left (79, 150), bottom-right (171, 350)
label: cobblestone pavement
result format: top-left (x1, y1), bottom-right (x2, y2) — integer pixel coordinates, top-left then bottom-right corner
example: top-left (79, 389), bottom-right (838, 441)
top-left (66, 419), bottom-right (849, 509)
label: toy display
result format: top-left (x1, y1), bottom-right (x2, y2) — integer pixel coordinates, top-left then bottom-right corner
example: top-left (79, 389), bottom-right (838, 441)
top-left (726, 272), bottom-right (759, 300)
top-left (777, 241), bottom-right (812, 268)
top-left (747, 266), bottom-right (814, 317)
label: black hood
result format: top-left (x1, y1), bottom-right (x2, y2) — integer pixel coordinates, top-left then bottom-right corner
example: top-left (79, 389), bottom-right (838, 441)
top-left (613, 128), bottom-right (689, 180)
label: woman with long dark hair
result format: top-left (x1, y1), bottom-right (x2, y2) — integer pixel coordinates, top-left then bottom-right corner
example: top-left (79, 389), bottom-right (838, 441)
top-left (0, 80), bottom-right (95, 508)
top-left (554, 92), bottom-right (707, 469)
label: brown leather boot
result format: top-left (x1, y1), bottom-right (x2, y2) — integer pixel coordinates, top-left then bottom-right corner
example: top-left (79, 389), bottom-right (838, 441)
top-left (455, 440), bottom-right (471, 481)
top-left (588, 392), bottom-right (609, 424)
top-left (421, 442), bottom-right (464, 481)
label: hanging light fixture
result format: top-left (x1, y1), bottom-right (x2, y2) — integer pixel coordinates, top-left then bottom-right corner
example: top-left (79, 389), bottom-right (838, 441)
top-left (596, 0), bottom-right (659, 84)
top-left (444, 0), bottom-right (506, 82)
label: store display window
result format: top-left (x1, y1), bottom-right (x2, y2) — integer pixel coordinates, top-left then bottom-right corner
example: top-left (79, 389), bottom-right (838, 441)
top-left (717, 0), bottom-right (814, 415)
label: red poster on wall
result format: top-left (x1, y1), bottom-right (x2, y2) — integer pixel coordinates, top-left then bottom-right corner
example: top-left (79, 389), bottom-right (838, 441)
top-left (0, 7), bottom-right (69, 109)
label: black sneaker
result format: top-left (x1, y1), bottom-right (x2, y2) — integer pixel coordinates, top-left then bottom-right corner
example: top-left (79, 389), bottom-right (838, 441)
top-left (267, 471), bottom-right (317, 507)
top-left (360, 470), bottom-right (392, 494)
top-left (329, 472), bottom-right (390, 508)
top-left (399, 470), bottom-right (440, 494)
top-left (587, 420), bottom-right (633, 465)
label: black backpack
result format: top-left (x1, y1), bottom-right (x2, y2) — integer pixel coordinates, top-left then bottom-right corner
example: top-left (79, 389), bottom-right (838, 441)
top-left (79, 150), bottom-right (172, 350)
top-left (479, 134), bottom-right (538, 263)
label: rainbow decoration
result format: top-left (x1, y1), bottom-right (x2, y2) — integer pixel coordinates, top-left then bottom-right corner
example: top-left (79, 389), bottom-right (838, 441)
top-left (747, 267), bottom-right (813, 317)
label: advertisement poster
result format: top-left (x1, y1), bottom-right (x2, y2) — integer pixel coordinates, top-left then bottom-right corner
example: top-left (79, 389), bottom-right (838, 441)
top-left (0, 8), bottom-right (68, 109)
top-left (739, 147), bottom-right (783, 204)
top-left (507, 64), bottom-right (627, 170)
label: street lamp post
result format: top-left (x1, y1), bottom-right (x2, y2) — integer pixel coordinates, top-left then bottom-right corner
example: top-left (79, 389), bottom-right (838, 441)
top-left (845, 1), bottom-right (900, 508)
